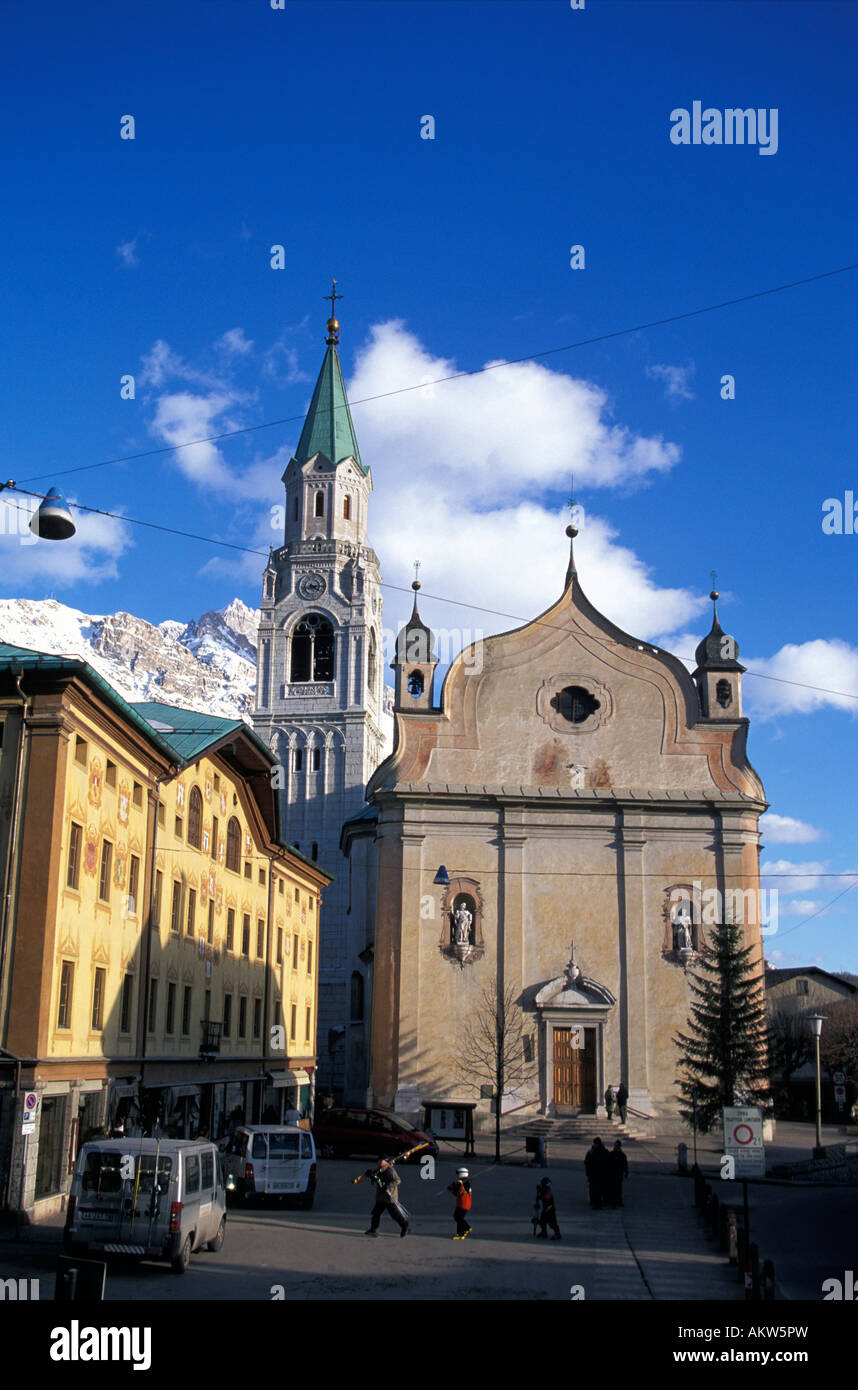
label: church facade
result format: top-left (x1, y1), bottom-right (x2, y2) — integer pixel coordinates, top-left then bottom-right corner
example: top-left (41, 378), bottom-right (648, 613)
top-left (253, 300), bottom-right (388, 1098)
top-left (362, 532), bottom-right (768, 1132)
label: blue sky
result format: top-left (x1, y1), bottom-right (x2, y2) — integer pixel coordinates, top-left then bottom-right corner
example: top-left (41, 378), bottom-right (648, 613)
top-left (1, 0), bottom-right (856, 969)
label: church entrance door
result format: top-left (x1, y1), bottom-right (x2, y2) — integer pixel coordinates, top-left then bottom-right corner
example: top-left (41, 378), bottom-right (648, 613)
top-left (552, 1026), bottom-right (597, 1111)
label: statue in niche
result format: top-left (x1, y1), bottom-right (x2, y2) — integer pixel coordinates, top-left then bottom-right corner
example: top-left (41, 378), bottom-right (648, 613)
top-left (453, 903), bottom-right (473, 946)
top-left (672, 903), bottom-right (694, 952)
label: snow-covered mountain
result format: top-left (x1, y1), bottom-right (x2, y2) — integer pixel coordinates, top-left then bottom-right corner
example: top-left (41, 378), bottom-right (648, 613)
top-left (0, 597), bottom-right (397, 738)
top-left (0, 597), bottom-right (260, 719)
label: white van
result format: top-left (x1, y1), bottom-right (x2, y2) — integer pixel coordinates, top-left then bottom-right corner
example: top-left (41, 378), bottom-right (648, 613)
top-left (221, 1126), bottom-right (316, 1208)
top-left (64, 1138), bottom-right (230, 1273)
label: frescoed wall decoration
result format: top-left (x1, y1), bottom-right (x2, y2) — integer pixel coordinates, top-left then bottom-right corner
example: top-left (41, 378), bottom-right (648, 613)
top-left (220, 791), bottom-right (227, 815)
top-left (203, 828), bottom-right (210, 853)
top-left (200, 875), bottom-right (208, 906)
top-left (176, 783), bottom-right (185, 809)
top-left (205, 777), bottom-right (213, 802)
top-left (118, 781), bottom-right (130, 825)
top-left (88, 760), bottom-right (103, 808)
top-left (113, 842), bottom-right (127, 888)
top-left (84, 825), bottom-right (99, 876)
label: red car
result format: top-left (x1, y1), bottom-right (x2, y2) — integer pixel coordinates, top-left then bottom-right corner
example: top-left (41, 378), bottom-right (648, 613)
top-left (312, 1107), bottom-right (438, 1161)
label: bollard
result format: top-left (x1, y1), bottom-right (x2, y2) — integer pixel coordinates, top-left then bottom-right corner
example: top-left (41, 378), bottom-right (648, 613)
top-left (736, 1228), bottom-right (746, 1283)
top-left (727, 1210), bottom-right (738, 1266)
top-left (677, 1142), bottom-right (688, 1174)
top-left (718, 1202), bottom-right (730, 1252)
top-left (707, 1192), bottom-right (720, 1236)
top-left (750, 1242), bottom-right (761, 1300)
top-left (693, 1166), bottom-right (705, 1208)
top-left (761, 1258), bottom-right (775, 1300)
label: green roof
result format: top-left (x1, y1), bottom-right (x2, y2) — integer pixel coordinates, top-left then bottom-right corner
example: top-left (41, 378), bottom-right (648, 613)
top-left (0, 642), bottom-right (179, 763)
top-left (129, 700), bottom-right (249, 764)
top-left (294, 343), bottom-right (365, 471)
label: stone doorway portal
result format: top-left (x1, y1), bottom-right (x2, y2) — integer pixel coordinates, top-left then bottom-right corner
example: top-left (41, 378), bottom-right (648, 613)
top-left (552, 1025), bottom-right (597, 1111)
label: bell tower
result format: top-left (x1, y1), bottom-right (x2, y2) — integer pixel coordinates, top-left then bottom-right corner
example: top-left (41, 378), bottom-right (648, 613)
top-left (253, 286), bottom-right (387, 1100)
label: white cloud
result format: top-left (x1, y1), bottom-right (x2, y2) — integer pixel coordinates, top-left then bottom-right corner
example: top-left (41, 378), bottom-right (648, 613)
top-left (760, 859), bottom-right (829, 894)
top-left (742, 639), bottom-right (858, 719)
top-left (139, 340), bottom-right (227, 391)
top-left (216, 328), bottom-right (254, 356)
top-left (343, 321), bottom-right (700, 641)
top-left (263, 338), bottom-right (311, 386)
top-left (148, 391), bottom-right (241, 488)
top-left (646, 362), bottom-right (696, 401)
top-left (0, 495), bottom-right (132, 587)
top-left (116, 239), bottom-right (139, 269)
top-left (761, 813), bottom-right (823, 844)
top-left (349, 322), bottom-right (681, 503)
top-left (781, 900), bottom-right (826, 917)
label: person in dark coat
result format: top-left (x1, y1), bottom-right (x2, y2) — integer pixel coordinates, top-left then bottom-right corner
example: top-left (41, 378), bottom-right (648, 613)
top-left (604, 1086), bottom-right (615, 1119)
top-left (584, 1137), bottom-right (609, 1210)
top-left (533, 1176), bottom-right (562, 1239)
top-left (616, 1082), bottom-right (629, 1124)
top-left (607, 1139), bottom-right (629, 1208)
top-left (364, 1157), bottom-right (409, 1237)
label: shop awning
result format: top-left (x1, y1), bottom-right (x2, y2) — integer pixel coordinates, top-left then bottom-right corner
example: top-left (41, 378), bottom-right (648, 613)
top-left (271, 1069), bottom-right (309, 1088)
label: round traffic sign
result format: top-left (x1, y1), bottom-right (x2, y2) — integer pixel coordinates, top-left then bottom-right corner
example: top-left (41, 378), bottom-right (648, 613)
top-left (24, 1093), bottom-right (37, 1112)
top-left (733, 1123), bottom-right (755, 1145)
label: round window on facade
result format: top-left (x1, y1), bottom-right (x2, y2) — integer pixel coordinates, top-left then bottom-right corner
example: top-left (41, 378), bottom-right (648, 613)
top-left (553, 685), bottom-right (600, 723)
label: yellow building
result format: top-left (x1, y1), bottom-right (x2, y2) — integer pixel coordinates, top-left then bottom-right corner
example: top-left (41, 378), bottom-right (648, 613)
top-left (0, 642), bottom-right (329, 1219)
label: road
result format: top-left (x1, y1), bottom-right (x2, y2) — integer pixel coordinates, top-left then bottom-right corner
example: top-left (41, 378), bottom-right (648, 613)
top-left (1, 1155), bottom-right (743, 1302)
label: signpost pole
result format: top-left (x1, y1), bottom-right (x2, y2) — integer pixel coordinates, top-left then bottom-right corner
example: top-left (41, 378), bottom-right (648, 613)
top-left (743, 1176), bottom-right (749, 1249)
top-left (16, 1133), bottom-right (28, 1241)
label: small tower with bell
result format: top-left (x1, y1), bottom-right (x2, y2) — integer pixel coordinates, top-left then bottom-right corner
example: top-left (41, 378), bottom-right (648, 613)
top-left (692, 582), bottom-right (745, 719)
top-left (392, 568), bottom-right (438, 712)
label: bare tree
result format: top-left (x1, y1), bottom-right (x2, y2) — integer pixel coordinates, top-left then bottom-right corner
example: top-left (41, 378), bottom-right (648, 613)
top-left (766, 1006), bottom-right (815, 1088)
top-left (454, 982), bottom-right (535, 1162)
top-left (820, 997), bottom-right (858, 1080)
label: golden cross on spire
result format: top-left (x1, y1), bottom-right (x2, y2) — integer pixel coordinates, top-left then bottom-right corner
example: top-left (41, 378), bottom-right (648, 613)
top-left (324, 280), bottom-right (342, 344)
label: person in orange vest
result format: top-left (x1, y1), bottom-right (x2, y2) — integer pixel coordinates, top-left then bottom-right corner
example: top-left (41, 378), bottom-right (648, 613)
top-left (448, 1166), bottom-right (472, 1239)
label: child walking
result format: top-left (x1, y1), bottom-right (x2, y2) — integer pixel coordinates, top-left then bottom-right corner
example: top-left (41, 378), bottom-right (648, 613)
top-left (533, 1176), bottom-right (562, 1240)
top-left (448, 1166), bottom-right (472, 1239)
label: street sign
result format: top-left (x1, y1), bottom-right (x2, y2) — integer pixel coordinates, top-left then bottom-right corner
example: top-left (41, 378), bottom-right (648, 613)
top-left (834, 1085), bottom-right (846, 1103)
top-left (833, 1072), bottom-right (845, 1085)
top-left (22, 1092), bottom-right (40, 1134)
top-left (723, 1106), bottom-right (765, 1177)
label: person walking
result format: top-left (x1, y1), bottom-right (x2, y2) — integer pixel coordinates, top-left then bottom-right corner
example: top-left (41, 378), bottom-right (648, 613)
top-left (533, 1176), bottom-right (562, 1240)
top-left (448, 1166), bottom-right (473, 1239)
top-left (584, 1137), bottom-right (609, 1210)
top-left (604, 1085), bottom-right (615, 1120)
top-left (607, 1139), bottom-right (629, 1208)
top-left (616, 1082), bottom-right (629, 1124)
top-left (364, 1157), bottom-right (409, 1237)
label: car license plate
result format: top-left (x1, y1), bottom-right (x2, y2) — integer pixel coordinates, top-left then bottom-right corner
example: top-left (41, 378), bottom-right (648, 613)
top-left (81, 1210), bottom-right (113, 1221)
top-left (269, 1182), bottom-right (298, 1191)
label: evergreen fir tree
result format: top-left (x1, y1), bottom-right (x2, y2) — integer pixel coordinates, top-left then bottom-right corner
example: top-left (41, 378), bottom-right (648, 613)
top-left (674, 919), bottom-right (770, 1133)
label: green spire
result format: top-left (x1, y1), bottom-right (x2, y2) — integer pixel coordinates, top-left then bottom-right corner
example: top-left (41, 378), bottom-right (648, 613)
top-left (293, 342), bottom-right (365, 472)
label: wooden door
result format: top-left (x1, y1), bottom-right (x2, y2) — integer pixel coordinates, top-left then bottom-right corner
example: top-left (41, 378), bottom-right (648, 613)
top-left (553, 1028), bottom-right (573, 1106)
top-left (570, 1027), bottom-right (597, 1108)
